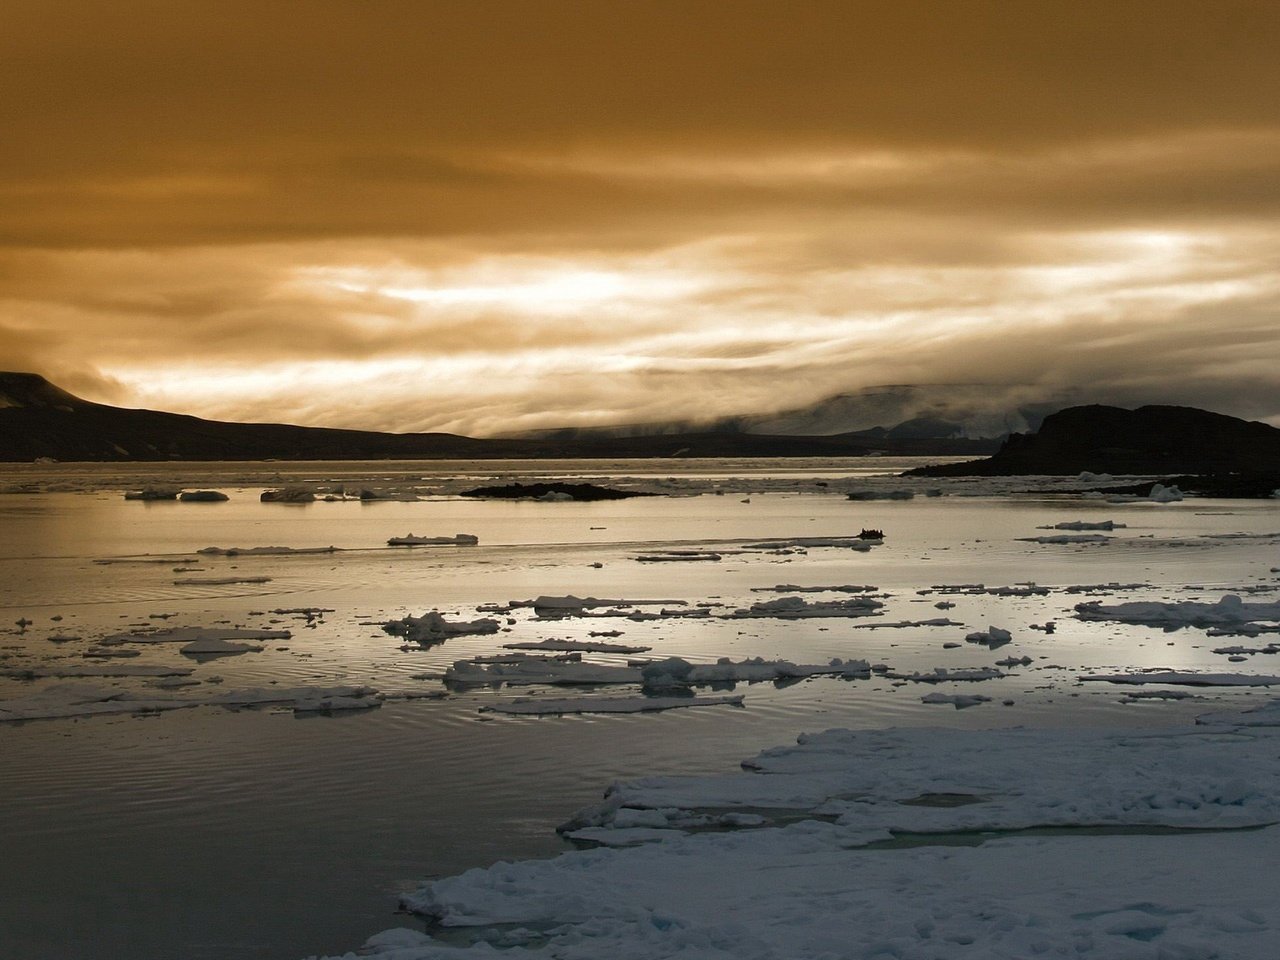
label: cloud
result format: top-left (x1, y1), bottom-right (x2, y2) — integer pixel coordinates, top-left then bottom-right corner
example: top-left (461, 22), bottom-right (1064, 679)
top-left (2, 2), bottom-right (1279, 434)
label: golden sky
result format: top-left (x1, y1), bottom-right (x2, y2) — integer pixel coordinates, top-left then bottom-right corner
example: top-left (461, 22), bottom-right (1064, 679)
top-left (3, 0), bottom-right (1279, 434)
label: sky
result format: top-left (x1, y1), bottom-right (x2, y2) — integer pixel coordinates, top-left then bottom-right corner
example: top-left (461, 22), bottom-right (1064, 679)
top-left (3, 0), bottom-right (1279, 435)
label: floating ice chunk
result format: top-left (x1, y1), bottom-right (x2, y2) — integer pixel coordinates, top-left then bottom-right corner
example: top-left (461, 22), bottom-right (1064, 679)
top-left (1018, 533), bottom-right (1112, 544)
top-left (472, 652), bottom-right (582, 664)
top-left (207, 684), bottom-right (381, 709)
top-left (1076, 594), bottom-right (1280, 627)
top-left (750, 584), bottom-right (878, 593)
top-left (1063, 581), bottom-right (1150, 594)
top-left (1082, 671), bottom-right (1280, 686)
top-left (633, 551), bottom-right (722, 562)
top-left (854, 618), bottom-right (963, 629)
top-left (744, 536), bottom-right (882, 551)
top-left (383, 612), bottom-right (501, 643)
top-left (964, 625), bottom-right (1012, 647)
top-left (1039, 520), bottom-right (1126, 531)
top-left (100, 626), bottom-right (292, 645)
top-left (445, 659), bottom-right (642, 686)
top-left (259, 486), bottom-right (316, 503)
top-left (886, 667), bottom-right (1004, 683)
top-left (480, 695), bottom-right (744, 716)
top-left (1213, 644), bottom-right (1280, 655)
top-left (292, 692), bottom-right (383, 713)
top-left (387, 533), bottom-right (479, 546)
top-left (358, 488), bottom-right (420, 501)
top-left (82, 646), bottom-right (140, 658)
top-left (921, 692), bottom-right (991, 708)
top-left (0, 684), bottom-right (189, 720)
top-left (501, 596), bottom-right (685, 617)
top-left (197, 545), bottom-right (337, 556)
top-left (123, 487), bottom-right (180, 500)
top-left (676, 656), bottom-right (870, 684)
top-left (1106, 483), bottom-right (1185, 504)
top-left (729, 596), bottom-right (883, 619)
top-left (179, 637), bottom-right (265, 656)
top-left (178, 490), bottom-right (229, 502)
top-left (502, 639), bottom-right (653, 654)
top-left (0, 663), bottom-right (195, 678)
top-left (172, 576), bottom-right (272, 586)
top-left (0, 681), bottom-right (381, 721)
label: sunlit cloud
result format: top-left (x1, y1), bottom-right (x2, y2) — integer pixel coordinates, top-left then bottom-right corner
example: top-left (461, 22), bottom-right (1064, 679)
top-left (3, 2), bottom-right (1280, 435)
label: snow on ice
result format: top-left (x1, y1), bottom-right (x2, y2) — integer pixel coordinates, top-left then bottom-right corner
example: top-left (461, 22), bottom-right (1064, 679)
top-left (311, 720), bottom-right (1280, 960)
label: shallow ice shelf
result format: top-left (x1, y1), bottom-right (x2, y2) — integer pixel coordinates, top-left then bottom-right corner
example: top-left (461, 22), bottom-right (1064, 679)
top-left (318, 718), bottom-right (1280, 960)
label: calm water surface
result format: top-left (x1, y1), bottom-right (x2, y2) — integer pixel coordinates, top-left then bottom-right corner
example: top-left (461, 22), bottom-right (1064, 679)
top-left (1, 459), bottom-right (1278, 960)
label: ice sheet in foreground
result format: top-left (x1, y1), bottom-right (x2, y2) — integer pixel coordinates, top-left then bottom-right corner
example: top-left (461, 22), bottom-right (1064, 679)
top-left (312, 720), bottom-right (1280, 960)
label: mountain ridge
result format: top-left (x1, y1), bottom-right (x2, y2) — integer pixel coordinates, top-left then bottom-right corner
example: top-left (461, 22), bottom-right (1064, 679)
top-left (0, 373), bottom-right (998, 462)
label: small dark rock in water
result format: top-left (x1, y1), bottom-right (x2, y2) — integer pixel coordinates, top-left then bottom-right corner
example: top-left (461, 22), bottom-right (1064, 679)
top-left (123, 487), bottom-right (180, 501)
top-left (260, 486), bottom-right (316, 503)
top-left (179, 490), bottom-right (229, 502)
top-left (858, 528), bottom-right (885, 540)
top-left (459, 482), bottom-right (656, 502)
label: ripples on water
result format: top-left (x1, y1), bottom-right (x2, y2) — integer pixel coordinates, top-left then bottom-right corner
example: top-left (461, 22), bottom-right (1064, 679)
top-left (1, 460), bottom-right (1279, 959)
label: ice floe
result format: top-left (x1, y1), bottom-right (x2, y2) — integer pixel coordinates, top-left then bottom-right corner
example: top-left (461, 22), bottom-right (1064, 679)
top-left (964, 625), bottom-right (1013, 647)
top-left (387, 533), bottom-right (479, 546)
top-left (1081, 671), bottom-right (1280, 687)
top-left (99, 626), bottom-right (292, 645)
top-left (1076, 594), bottom-right (1280, 628)
top-left (502, 638), bottom-right (653, 654)
top-left (316, 722), bottom-right (1280, 960)
top-left (633, 551), bottom-right (722, 562)
top-left (480, 695), bottom-right (745, 716)
top-left (172, 576), bottom-right (272, 586)
top-left (383, 612), bottom-right (501, 644)
top-left (179, 637), bottom-right (265, 656)
top-left (727, 596), bottom-right (883, 619)
top-left (259, 486), bottom-right (317, 503)
top-left (921, 692), bottom-right (991, 708)
top-left (1105, 482), bottom-right (1184, 503)
top-left (446, 659), bottom-right (641, 686)
top-left (178, 490), bottom-right (229, 502)
top-left (1038, 520), bottom-right (1126, 530)
top-left (447, 655), bottom-right (871, 688)
top-left (0, 663), bottom-right (195, 679)
top-left (750, 583), bottom-right (878, 594)
top-left (885, 667), bottom-right (1005, 683)
top-left (1018, 533), bottom-right (1112, 544)
top-left (0, 683), bottom-right (382, 722)
top-left (196, 545), bottom-right (338, 556)
top-left (123, 487), bottom-right (180, 500)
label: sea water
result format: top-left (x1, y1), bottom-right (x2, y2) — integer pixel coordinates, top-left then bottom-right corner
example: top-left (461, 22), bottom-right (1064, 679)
top-left (1, 459), bottom-right (1278, 960)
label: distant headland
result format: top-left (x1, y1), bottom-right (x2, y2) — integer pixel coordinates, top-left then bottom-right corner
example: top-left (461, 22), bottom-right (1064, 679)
top-left (908, 404), bottom-right (1280, 497)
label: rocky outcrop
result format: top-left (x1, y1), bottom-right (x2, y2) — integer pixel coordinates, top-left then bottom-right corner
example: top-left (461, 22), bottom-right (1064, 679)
top-left (910, 405), bottom-right (1280, 479)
